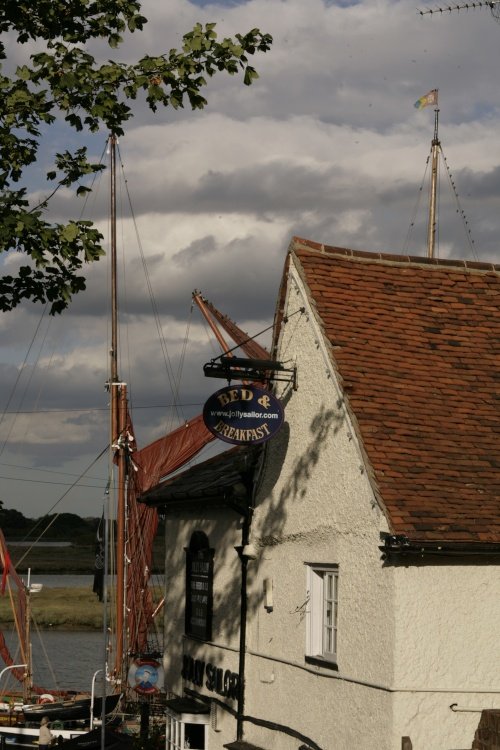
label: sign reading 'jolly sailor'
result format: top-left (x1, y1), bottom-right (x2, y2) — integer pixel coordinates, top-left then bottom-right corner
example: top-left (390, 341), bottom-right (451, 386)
top-left (203, 384), bottom-right (284, 445)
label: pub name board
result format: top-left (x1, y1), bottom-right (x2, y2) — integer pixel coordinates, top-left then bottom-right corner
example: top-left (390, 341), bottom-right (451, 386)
top-left (182, 654), bottom-right (239, 701)
top-left (203, 384), bottom-right (284, 446)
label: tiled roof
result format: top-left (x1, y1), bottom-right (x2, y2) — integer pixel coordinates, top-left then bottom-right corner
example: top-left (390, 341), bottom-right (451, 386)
top-left (288, 236), bottom-right (500, 544)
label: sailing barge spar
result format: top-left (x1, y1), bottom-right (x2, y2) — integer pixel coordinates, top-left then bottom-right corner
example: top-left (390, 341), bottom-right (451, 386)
top-left (102, 134), bottom-right (271, 705)
top-left (0, 132), bottom-right (271, 745)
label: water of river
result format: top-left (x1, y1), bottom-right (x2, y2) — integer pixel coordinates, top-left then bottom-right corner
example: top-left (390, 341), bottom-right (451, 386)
top-left (27, 574), bottom-right (164, 588)
top-left (1, 576), bottom-right (163, 694)
top-left (2, 630), bottom-right (108, 693)
top-left (34, 574), bottom-right (94, 589)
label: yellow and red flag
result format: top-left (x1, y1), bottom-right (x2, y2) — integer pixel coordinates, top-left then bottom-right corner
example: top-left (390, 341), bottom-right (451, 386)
top-left (414, 89), bottom-right (438, 109)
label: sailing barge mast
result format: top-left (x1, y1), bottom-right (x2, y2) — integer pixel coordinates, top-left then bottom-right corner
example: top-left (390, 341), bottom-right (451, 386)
top-left (107, 133), bottom-right (128, 688)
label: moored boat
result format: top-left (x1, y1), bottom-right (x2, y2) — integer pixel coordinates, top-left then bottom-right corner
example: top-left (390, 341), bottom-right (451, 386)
top-left (22, 692), bottom-right (121, 723)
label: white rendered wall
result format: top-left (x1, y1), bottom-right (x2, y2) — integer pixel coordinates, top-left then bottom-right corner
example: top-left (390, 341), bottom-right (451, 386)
top-left (161, 259), bottom-right (500, 750)
top-left (242, 264), bottom-right (395, 749)
top-left (240, 263), bottom-right (500, 750)
top-left (392, 563), bottom-right (500, 750)
top-left (162, 510), bottom-right (244, 745)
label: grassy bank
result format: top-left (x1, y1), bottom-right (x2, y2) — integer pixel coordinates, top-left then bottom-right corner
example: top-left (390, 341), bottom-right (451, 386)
top-left (0, 587), bottom-right (104, 630)
top-left (0, 585), bottom-right (164, 630)
top-left (0, 538), bottom-right (165, 629)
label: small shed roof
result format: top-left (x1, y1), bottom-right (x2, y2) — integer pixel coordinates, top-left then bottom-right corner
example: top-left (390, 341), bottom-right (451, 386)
top-left (139, 445), bottom-right (260, 515)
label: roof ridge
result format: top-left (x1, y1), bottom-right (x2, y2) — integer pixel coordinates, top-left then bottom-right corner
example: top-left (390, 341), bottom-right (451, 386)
top-left (290, 236), bottom-right (500, 274)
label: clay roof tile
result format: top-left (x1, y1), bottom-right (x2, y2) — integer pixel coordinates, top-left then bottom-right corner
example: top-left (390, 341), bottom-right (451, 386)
top-left (289, 237), bottom-right (500, 544)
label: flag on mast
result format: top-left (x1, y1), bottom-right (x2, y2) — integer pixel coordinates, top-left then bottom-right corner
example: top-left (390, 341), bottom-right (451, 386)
top-left (414, 89), bottom-right (438, 109)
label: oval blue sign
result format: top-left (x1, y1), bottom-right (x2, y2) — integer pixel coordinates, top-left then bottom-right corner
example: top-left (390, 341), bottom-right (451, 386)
top-left (203, 385), bottom-right (284, 445)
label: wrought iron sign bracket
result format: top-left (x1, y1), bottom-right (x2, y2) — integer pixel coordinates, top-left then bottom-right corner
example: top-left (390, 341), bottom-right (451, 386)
top-left (203, 356), bottom-right (297, 390)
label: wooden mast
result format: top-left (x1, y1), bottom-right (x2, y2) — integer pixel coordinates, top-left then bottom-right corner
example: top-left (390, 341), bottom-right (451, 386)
top-left (23, 576), bottom-right (32, 704)
top-left (109, 133), bottom-right (127, 685)
top-left (427, 105), bottom-right (440, 258)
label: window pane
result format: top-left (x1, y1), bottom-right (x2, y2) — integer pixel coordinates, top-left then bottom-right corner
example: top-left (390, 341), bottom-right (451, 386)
top-left (326, 573), bottom-right (333, 599)
top-left (323, 571), bottom-right (338, 658)
top-left (306, 564), bottom-right (338, 662)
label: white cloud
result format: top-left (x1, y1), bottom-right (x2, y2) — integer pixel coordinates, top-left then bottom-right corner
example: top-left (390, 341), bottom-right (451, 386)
top-left (2, 0), bottom-right (500, 516)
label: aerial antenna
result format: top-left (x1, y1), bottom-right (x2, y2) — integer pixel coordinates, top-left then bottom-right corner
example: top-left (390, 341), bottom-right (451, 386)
top-left (418, 0), bottom-right (500, 22)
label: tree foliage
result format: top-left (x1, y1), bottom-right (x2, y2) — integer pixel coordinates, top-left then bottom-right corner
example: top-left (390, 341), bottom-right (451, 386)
top-left (0, 1), bottom-right (272, 313)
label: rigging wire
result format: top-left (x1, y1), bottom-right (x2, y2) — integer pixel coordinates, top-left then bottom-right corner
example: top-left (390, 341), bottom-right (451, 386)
top-left (402, 155), bottom-right (431, 255)
top-left (0, 401), bottom-right (208, 415)
top-left (116, 154), bottom-right (133, 409)
top-left (0, 474), bottom-right (107, 489)
top-left (0, 139), bottom-right (109, 485)
top-left (30, 616), bottom-right (61, 692)
top-left (209, 317), bottom-right (283, 361)
top-left (175, 301), bottom-right (194, 404)
top-left (0, 461), bottom-right (110, 483)
top-left (115, 143), bottom-right (187, 432)
top-left (0, 306), bottom-right (49, 460)
top-left (402, 144), bottom-right (478, 259)
top-left (441, 152), bottom-right (480, 261)
top-left (199, 307), bottom-right (227, 359)
top-left (14, 445), bottom-right (109, 568)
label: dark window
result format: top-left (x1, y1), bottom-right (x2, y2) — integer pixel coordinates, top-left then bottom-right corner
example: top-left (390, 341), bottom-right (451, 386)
top-left (185, 532), bottom-right (214, 641)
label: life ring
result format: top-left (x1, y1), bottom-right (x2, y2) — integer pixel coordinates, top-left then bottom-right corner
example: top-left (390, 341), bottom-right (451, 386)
top-left (39, 694), bottom-right (55, 705)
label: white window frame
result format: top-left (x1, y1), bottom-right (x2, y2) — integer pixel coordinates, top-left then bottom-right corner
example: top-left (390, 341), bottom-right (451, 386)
top-left (305, 563), bottom-right (339, 665)
top-left (165, 710), bottom-right (208, 750)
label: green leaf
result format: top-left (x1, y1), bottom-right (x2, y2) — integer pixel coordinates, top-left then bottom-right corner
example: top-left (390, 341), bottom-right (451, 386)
top-left (0, 13), bottom-right (272, 313)
top-left (16, 65), bottom-right (31, 81)
top-left (61, 222), bottom-right (79, 242)
top-left (244, 67), bottom-right (259, 86)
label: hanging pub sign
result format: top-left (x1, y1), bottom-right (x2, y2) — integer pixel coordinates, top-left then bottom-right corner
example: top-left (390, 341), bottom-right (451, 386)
top-left (128, 657), bottom-right (164, 695)
top-left (203, 384), bottom-right (284, 446)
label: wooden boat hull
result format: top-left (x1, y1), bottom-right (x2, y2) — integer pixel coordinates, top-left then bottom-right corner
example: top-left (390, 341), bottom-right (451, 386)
top-left (22, 693), bottom-right (121, 723)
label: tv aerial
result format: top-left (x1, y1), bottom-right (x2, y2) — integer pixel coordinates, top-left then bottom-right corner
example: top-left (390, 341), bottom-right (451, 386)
top-left (418, 0), bottom-right (500, 21)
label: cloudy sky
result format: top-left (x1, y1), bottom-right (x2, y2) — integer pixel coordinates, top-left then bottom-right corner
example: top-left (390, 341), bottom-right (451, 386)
top-left (1, 0), bottom-right (500, 520)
